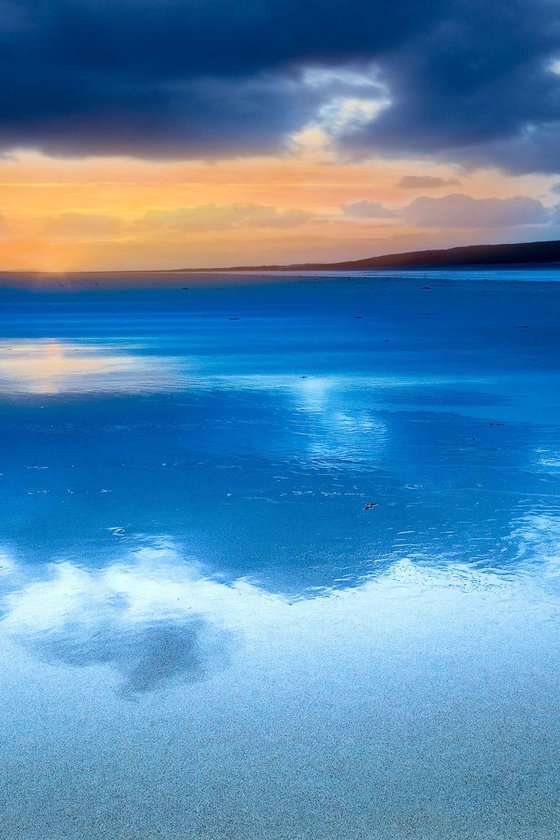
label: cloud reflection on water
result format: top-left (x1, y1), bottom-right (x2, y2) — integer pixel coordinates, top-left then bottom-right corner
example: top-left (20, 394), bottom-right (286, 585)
top-left (1, 511), bottom-right (559, 697)
top-left (1, 544), bottom-right (235, 695)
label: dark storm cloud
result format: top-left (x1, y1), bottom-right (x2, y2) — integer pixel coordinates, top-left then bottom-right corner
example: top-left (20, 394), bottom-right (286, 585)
top-left (346, 1), bottom-right (560, 172)
top-left (1, 0), bottom-right (560, 171)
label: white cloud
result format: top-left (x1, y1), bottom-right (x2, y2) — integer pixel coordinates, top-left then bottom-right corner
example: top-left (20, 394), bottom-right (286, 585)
top-left (316, 96), bottom-right (391, 136)
top-left (301, 66), bottom-right (384, 90)
top-left (288, 65), bottom-right (391, 159)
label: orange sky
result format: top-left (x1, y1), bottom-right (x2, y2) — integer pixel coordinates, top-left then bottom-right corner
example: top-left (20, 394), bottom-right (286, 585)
top-left (0, 150), bottom-right (556, 272)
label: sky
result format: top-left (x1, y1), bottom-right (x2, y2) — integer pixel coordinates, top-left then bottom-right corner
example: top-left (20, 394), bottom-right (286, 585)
top-left (1, 0), bottom-right (560, 271)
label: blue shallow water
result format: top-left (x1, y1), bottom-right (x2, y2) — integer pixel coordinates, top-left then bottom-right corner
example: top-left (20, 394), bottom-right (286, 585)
top-left (1, 270), bottom-right (560, 838)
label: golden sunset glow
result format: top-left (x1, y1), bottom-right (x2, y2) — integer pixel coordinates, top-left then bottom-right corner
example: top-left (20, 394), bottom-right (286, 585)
top-left (0, 151), bottom-right (556, 272)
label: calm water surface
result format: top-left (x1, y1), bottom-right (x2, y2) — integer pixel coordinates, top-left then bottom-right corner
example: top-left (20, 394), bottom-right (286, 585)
top-left (1, 271), bottom-right (559, 839)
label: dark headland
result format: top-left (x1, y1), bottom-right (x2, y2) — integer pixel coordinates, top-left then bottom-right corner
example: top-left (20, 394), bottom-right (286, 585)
top-left (179, 238), bottom-right (560, 272)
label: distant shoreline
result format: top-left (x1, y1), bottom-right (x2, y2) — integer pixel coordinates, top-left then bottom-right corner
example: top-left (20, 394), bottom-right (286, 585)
top-left (2, 238), bottom-right (560, 279)
top-left (174, 238), bottom-right (560, 273)
top-left (1, 265), bottom-right (560, 293)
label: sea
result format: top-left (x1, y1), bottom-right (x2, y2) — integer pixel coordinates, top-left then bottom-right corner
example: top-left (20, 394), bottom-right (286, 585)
top-left (1, 269), bottom-right (559, 839)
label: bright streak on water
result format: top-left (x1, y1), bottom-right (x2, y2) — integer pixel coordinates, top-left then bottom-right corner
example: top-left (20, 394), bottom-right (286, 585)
top-left (0, 270), bottom-right (559, 838)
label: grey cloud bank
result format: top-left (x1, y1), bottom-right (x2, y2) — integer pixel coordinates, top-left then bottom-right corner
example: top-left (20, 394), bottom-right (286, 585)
top-left (402, 194), bottom-right (552, 228)
top-left (343, 193), bottom-right (556, 229)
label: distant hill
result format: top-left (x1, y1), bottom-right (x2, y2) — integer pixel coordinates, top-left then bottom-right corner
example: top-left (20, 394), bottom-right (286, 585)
top-left (181, 238), bottom-right (560, 272)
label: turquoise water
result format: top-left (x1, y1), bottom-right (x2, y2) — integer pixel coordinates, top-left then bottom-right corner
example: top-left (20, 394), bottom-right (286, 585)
top-left (1, 271), bottom-right (560, 838)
